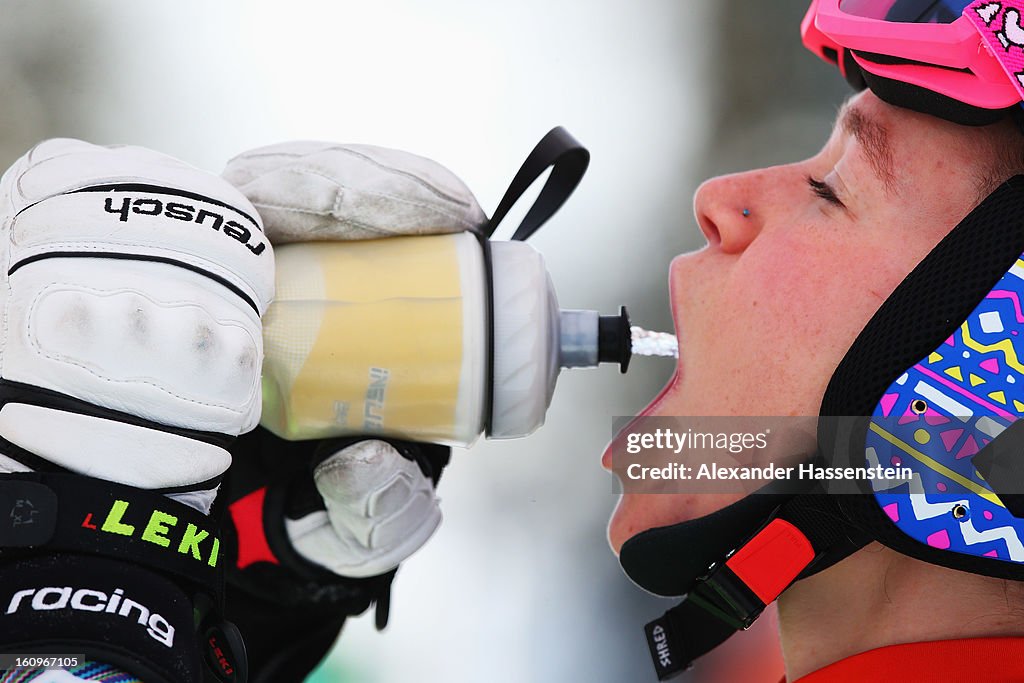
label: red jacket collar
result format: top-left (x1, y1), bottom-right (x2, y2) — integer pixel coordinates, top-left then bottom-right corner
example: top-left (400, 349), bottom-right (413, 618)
top-left (790, 638), bottom-right (1024, 682)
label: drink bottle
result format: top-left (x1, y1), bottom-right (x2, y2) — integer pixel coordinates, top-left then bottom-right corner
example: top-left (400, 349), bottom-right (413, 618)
top-left (260, 232), bottom-right (631, 446)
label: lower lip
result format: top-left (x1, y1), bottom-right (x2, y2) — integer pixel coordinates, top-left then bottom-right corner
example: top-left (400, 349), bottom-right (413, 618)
top-left (601, 370), bottom-right (681, 470)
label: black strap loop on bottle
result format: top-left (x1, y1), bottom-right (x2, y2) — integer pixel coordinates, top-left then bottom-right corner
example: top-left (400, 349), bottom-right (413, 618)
top-left (484, 127), bottom-right (590, 241)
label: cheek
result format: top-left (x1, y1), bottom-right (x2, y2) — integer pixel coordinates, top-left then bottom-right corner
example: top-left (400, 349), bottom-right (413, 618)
top-left (745, 234), bottom-right (933, 371)
top-left (669, 231), bottom-right (931, 415)
top-left (746, 236), bottom-right (883, 346)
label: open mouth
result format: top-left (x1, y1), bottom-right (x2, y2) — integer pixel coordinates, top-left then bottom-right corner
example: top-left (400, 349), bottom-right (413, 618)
top-left (601, 298), bottom-right (683, 471)
top-left (598, 246), bottom-right (696, 475)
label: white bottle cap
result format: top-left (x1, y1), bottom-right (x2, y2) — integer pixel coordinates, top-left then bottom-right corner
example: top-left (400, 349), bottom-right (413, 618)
top-left (488, 241), bottom-right (560, 439)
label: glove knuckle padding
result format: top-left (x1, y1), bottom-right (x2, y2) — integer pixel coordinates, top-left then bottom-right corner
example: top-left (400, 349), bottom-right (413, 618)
top-left (0, 138), bottom-right (274, 488)
top-left (222, 141), bottom-right (487, 243)
top-left (11, 268), bottom-right (260, 424)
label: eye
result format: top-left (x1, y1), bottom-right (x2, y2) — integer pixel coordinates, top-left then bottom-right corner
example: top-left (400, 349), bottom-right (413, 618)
top-left (807, 176), bottom-right (845, 209)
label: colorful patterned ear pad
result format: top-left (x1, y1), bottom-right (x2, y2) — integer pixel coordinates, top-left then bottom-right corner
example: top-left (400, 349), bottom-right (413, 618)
top-left (822, 175), bottom-right (1024, 579)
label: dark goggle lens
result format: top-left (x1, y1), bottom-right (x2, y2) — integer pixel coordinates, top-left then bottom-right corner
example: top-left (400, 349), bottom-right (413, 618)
top-left (838, 0), bottom-right (968, 23)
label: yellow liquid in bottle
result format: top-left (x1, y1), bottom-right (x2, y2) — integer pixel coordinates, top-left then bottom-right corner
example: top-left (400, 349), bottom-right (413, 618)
top-left (260, 232), bottom-right (486, 446)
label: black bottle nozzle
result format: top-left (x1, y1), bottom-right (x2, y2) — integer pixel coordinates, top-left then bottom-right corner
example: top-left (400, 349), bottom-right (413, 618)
top-left (598, 306), bottom-right (632, 374)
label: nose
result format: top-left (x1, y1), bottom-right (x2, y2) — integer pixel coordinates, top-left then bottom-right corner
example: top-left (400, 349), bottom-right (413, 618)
top-left (693, 169), bottom-right (769, 254)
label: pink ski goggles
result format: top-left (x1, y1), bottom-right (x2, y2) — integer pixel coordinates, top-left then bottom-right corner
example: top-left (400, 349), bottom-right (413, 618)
top-left (802, 0), bottom-right (1024, 123)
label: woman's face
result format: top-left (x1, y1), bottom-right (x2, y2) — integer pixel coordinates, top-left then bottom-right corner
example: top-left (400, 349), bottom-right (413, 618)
top-left (605, 90), bottom-right (1010, 552)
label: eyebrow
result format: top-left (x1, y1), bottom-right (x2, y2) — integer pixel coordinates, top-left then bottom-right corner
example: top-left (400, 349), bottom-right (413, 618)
top-left (837, 101), bottom-right (898, 196)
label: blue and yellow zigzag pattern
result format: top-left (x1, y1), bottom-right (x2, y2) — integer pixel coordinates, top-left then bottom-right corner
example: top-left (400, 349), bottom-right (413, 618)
top-left (868, 258), bottom-right (1024, 563)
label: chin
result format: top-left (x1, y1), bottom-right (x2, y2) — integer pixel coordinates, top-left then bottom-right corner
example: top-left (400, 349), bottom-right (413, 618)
top-left (607, 496), bottom-right (640, 555)
top-left (603, 373), bottom-right (689, 555)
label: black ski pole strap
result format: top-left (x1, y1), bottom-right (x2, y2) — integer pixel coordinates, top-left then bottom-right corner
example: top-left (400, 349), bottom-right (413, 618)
top-left (0, 472), bottom-right (222, 591)
top-left (484, 127), bottom-right (589, 241)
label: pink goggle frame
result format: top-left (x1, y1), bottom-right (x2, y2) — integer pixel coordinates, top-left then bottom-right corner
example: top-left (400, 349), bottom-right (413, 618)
top-left (801, 0), bottom-right (1020, 109)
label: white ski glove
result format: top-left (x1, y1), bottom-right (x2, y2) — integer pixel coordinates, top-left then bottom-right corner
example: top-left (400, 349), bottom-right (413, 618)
top-left (224, 141), bottom-right (485, 577)
top-left (0, 138), bottom-right (274, 511)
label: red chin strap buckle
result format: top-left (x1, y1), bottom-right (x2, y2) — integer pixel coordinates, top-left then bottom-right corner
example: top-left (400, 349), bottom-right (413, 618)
top-left (643, 517), bottom-right (817, 680)
top-left (691, 518), bottom-right (815, 630)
